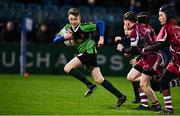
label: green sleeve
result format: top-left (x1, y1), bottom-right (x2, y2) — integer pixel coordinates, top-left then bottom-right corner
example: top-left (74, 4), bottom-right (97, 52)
top-left (80, 22), bottom-right (96, 32)
top-left (57, 24), bottom-right (71, 36)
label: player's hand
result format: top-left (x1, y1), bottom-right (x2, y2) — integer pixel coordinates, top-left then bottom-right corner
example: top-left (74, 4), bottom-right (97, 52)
top-left (130, 59), bottom-right (137, 65)
top-left (114, 36), bottom-right (122, 42)
top-left (98, 36), bottom-right (104, 47)
top-left (64, 30), bottom-right (73, 40)
top-left (117, 43), bottom-right (124, 51)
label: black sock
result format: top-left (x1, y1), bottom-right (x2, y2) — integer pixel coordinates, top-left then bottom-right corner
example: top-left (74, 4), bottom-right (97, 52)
top-left (132, 82), bottom-right (140, 101)
top-left (101, 79), bottom-right (123, 98)
top-left (69, 69), bottom-right (93, 86)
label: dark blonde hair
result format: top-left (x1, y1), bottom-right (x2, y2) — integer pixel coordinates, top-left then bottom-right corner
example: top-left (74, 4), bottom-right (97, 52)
top-left (124, 11), bottom-right (137, 23)
top-left (68, 8), bottom-right (80, 17)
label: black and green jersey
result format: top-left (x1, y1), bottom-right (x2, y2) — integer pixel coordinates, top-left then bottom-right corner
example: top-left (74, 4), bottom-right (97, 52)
top-left (58, 22), bottom-right (98, 54)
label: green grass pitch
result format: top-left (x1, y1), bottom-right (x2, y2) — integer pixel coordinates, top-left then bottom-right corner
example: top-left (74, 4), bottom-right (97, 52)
top-left (0, 74), bottom-right (179, 115)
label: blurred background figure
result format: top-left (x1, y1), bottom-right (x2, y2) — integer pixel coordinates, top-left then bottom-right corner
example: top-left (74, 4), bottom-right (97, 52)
top-left (0, 20), bottom-right (19, 43)
top-left (129, 0), bottom-right (141, 13)
top-left (87, 0), bottom-right (96, 12)
top-left (33, 23), bottom-right (52, 44)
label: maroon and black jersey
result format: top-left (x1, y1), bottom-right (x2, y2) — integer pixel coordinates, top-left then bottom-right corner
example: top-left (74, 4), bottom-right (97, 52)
top-left (144, 24), bottom-right (157, 43)
top-left (157, 23), bottom-right (180, 76)
top-left (128, 23), bottom-right (162, 74)
top-left (157, 23), bottom-right (180, 61)
top-left (129, 23), bottom-right (156, 54)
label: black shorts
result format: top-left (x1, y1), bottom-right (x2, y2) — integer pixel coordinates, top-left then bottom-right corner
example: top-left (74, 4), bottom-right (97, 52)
top-left (133, 64), bottom-right (143, 73)
top-left (134, 64), bottom-right (155, 76)
top-left (77, 53), bottom-right (98, 68)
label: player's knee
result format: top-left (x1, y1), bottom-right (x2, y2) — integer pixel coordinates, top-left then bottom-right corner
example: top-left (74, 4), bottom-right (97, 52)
top-left (127, 74), bottom-right (135, 82)
top-left (64, 65), bottom-right (71, 73)
top-left (127, 77), bottom-right (133, 81)
top-left (94, 77), bottom-right (104, 84)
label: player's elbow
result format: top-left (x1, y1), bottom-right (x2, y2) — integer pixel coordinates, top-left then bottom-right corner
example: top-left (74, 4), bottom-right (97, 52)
top-left (53, 35), bottom-right (64, 43)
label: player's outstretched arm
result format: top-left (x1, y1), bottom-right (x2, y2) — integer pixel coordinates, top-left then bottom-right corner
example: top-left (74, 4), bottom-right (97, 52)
top-left (96, 21), bottom-right (105, 47)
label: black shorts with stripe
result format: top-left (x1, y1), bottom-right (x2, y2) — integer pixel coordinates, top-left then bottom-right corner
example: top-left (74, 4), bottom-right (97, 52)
top-left (77, 53), bottom-right (98, 68)
top-left (134, 64), bottom-right (155, 76)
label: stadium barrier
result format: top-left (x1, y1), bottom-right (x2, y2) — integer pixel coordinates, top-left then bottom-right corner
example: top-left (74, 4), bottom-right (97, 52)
top-left (0, 43), bottom-right (131, 76)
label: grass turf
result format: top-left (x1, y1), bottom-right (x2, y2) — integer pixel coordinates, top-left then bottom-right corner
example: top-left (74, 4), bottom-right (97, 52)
top-left (0, 74), bottom-right (179, 115)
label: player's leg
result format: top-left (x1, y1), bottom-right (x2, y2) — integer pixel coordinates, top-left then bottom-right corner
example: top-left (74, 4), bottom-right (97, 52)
top-left (135, 77), bottom-right (161, 110)
top-left (136, 87), bottom-right (150, 110)
top-left (127, 59), bottom-right (143, 82)
top-left (127, 64), bottom-right (149, 109)
top-left (131, 82), bottom-right (140, 103)
top-left (140, 73), bottom-right (161, 111)
top-left (127, 63), bottom-right (149, 110)
top-left (136, 77), bottom-right (160, 110)
top-left (127, 67), bottom-right (141, 82)
top-left (159, 70), bottom-right (176, 114)
top-left (64, 56), bottom-right (94, 87)
top-left (90, 67), bottom-right (126, 108)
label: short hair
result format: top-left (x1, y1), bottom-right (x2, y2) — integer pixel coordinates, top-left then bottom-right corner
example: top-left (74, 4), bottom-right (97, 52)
top-left (123, 11), bottom-right (137, 23)
top-left (68, 8), bottom-right (80, 17)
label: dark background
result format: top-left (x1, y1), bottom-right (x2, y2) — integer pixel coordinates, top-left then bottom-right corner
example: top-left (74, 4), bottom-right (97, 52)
top-left (0, 0), bottom-right (180, 45)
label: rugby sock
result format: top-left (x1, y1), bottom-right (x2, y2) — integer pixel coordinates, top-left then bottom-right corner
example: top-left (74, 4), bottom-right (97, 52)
top-left (69, 69), bottom-right (93, 86)
top-left (101, 79), bottom-right (123, 98)
top-left (163, 89), bottom-right (173, 112)
top-left (138, 88), bottom-right (148, 107)
top-left (132, 82), bottom-right (140, 102)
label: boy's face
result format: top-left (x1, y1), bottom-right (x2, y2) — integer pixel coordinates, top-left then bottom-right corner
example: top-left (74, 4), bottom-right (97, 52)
top-left (68, 14), bottom-right (81, 27)
top-left (159, 11), bottom-right (167, 25)
top-left (124, 25), bottom-right (132, 37)
top-left (124, 20), bottom-right (132, 30)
